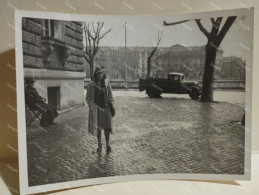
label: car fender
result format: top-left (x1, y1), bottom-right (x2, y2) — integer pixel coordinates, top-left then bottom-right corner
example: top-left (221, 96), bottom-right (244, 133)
top-left (190, 86), bottom-right (201, 94)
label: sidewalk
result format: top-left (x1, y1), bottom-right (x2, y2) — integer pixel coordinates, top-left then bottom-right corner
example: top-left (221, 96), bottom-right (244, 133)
top-left (27, 95), bottom-right (245, 186)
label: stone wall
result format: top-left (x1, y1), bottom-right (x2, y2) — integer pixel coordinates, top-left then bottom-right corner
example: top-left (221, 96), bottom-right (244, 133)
top-left (22, 18), bottom-right (44, 69)
top-left (22, 18), bottom-right (86, 110)
top-left (22, 18), bottom-right (85, 72)
top-left (64, 21), bottom-right (84, 72)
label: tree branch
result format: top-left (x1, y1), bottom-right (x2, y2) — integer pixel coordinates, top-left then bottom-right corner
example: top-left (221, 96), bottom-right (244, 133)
top-left (163, 20), bottom-right (190, 26)
top-left (211, 18), bottom-right (216, 24)
top-left (195, 19), bottom-right (210, 38)
top-left (83, 53), bottom-right (90, 63)
top-left (216, 17), bottom-right (223, 25)
top-left (92, 22), bottom-right (97, 35)
top-left (215, 16), bottom-right (237, 46)
top-left (99, 29), bottom-right (111, 40)
top-left (83, 22), bottom-right (111, 78)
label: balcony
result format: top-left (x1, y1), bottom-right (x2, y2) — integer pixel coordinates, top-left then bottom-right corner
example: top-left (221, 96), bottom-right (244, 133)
top-left (41, 36), bottom-right (70, 67)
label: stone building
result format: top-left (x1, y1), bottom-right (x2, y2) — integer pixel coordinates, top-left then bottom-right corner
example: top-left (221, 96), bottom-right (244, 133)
top-left (95, 46), bottom-right (140, 80)
top-left (22, 18), bottom-right (85, 110)
top-left (91, 44), bottom-right (245, 82)
top-left (221, 56), bottom-right (246, 80)
top-left (152, 44), bottom-right (224, 80)
top-left (94, 46), bottom-right (159, 80)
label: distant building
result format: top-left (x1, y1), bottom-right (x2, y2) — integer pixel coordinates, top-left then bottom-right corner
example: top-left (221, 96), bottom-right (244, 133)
top-left (22, 18), bottom-right (85, 110)
top-left (88, 44), bottom-right (244, 81)
top-left (153, 44), bottom-right (224, 80)
top-left (94, 46), bottom-right (143, 80)
top-left (94, 46), bottom-right (167, 80)
top-left (221, 56), bottom-right (246, 80)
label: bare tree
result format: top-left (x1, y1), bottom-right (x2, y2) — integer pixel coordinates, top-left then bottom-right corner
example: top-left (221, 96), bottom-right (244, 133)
top-left (146, 31), bottom-right (163, 78)
top-left (83, 22), bottom-right (111, 80)
top-left (164, 16), bottom-right (237, 102)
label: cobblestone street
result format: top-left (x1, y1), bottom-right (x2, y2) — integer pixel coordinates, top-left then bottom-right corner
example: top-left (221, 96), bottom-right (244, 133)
top-left (27, 91), bottom-right (245, 186)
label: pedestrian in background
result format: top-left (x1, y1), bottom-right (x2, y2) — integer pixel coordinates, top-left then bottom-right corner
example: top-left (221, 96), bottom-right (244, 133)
top-left (86, 65), bottom-right (114, 153)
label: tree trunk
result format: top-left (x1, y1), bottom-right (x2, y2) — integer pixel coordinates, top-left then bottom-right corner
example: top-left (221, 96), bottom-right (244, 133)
top-left (200, 45), bottom-right (217, 102)
top-left (90, 61), bottom-right (94, 80)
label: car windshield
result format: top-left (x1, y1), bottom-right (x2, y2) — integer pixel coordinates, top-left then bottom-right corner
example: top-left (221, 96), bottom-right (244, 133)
top-left (174, 75), bottom-right (180, 81)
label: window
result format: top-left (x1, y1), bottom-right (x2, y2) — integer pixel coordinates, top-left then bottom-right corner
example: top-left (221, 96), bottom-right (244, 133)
top-left (170, 75), bottom-right (180, 81)
top-left (44, 19), bottom-right (55, 37)
top-left (113, 74), bottom-right (119, 79)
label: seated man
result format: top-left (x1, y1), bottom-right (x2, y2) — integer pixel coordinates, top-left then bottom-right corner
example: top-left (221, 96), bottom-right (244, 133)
top-left (25, 78), bottom-right (58, 127)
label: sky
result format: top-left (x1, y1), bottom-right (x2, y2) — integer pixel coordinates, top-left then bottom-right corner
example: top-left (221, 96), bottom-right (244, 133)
top-left (82, 8), bottom-right (253, 64)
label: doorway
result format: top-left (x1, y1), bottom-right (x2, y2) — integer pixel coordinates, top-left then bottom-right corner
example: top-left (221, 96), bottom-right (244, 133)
top-left (47, 86), bottom-right (60, 110)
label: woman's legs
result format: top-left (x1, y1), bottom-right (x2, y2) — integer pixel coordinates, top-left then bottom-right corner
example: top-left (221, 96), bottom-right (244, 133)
top-left (97, 129), bottom-right (102, 152)
top-left (97, 129), bottom-right (111, 153)
top-left (104, 129), bottom-right (111, 153)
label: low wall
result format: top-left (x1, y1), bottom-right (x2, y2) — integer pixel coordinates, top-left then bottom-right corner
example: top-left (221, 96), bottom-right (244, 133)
top-left (211, 80), bottom-right (246, 90)
top-left (25, 68), bottom-right (85, 110)
top-left (84, 79), bottom-right (246, 90)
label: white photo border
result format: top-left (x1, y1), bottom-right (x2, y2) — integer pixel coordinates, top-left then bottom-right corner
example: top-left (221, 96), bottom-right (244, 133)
top-left (15, 8), bottom-right (253, 195)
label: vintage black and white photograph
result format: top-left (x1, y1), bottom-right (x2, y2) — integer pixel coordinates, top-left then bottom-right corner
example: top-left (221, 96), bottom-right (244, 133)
top-left (15, 8), bottom-right (253, 194)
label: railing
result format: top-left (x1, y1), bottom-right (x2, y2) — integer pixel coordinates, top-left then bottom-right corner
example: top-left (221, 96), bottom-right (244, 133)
top-left (84, 79), bottom-right (245, 90)
top-left (210, 80), bottom-right (245, 90)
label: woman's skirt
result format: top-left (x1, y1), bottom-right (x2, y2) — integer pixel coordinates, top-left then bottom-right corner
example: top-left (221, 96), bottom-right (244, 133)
top-left (97, 105), bottom-right (112, 130)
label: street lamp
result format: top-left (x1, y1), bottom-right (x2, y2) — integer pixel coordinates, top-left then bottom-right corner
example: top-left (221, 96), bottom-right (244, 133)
top-left (125, 22), bottom-right (128, 90)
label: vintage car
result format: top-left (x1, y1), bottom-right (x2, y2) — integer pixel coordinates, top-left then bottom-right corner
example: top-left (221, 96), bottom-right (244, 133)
top-left (139, 72), bottom-right (202, 99)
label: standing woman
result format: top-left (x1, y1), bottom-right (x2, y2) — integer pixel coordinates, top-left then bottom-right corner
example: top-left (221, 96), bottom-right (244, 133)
top-left (86, 65), bottom-right (114, 153)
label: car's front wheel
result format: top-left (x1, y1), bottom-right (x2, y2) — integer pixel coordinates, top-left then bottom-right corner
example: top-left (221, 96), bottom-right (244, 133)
top-left (189, 87), bottom-right (200, 100)
top-left (146, 88), bottom-right (162, 98)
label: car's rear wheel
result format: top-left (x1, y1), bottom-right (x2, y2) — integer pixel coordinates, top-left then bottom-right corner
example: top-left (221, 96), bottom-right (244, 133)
top-left (146, 88), bottom-right (162, 98)
top-left (189, 87), bottom-right (200, 100)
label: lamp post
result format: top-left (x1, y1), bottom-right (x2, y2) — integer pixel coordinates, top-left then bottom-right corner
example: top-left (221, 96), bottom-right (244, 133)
top-left (125, 22), bottom-right (128, 89)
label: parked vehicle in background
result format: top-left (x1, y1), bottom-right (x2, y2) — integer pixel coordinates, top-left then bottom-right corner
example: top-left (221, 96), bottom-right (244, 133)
top-left (139, 72), bottom-right (202, 99)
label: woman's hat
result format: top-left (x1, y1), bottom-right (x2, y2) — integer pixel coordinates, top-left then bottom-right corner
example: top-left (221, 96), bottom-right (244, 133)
top-left (94, 65), bottom-right (104, 74)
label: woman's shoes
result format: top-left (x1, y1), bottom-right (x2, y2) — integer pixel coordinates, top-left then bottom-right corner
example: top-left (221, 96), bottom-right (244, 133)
top-left (97, 145), bottom-right (111, 153)
top-left (106, 146), bottom-right (112, 153)
top-left (97, 143), bottom-right (102, 153)
top-left (97, 143), bottom-right (111, 153)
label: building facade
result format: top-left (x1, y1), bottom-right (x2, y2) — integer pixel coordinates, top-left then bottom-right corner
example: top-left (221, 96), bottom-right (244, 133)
top-left (152, 44), bottom-right (224, 80)
top-left (22, 18), bottom-right (85, 110)
top-left (95, 46), bottom-right (141, 80)
top-left (94, 45), bottom-right (225, 81)
top-left (221, 56), bottom-right (246, 80)
top-left (86, 44), bottom-right (245, 82)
